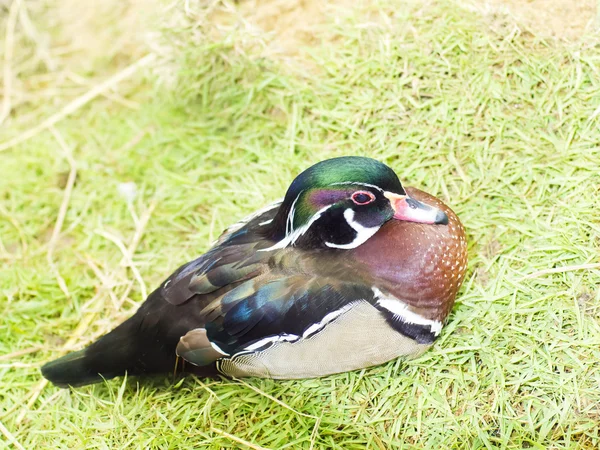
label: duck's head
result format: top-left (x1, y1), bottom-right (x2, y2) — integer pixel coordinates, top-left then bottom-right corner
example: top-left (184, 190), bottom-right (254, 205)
top-left (267, 156), bottom-right (448, 250)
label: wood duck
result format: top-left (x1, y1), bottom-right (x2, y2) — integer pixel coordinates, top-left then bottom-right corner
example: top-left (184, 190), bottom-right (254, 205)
top-left (42, 156), bottom-right (467, 387)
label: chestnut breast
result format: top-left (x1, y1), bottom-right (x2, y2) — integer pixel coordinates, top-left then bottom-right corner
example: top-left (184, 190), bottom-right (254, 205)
top-left (351, 187), bottom-right (467, 322)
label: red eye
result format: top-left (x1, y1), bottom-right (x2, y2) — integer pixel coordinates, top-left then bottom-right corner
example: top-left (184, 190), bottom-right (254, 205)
top-left (351, 191), bottom-right (375, 205)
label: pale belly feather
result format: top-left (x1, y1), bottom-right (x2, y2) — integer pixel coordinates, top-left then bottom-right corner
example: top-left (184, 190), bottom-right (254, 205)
top-left (217, 301), bottom-right (432, 379)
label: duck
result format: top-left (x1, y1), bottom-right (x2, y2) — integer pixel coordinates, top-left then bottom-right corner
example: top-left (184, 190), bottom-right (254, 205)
top-left (41, 156), bottom-right (467, 387)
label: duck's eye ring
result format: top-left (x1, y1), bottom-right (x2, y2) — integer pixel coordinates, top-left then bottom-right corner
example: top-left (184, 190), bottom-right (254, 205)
top-left (351, 191), bottom-right (375, 205)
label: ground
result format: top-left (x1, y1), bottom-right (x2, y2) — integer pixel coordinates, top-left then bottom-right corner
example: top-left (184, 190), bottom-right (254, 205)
top-left (1, 0), bottom-right (600, 449)
top-left (474, 0), bottom-right (597, 40)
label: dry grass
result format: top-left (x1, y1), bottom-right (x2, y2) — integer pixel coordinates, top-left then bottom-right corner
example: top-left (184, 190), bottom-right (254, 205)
top-left (1, 0), bottom-right (600, 448)
top-left (466, 0), bottom-right (597, 40)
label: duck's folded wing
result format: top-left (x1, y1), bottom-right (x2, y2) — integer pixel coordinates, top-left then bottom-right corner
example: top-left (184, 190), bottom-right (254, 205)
top-left (176, 275), bottom-right (376, 366)
top-left (159, 202), bottom-right (281, 306)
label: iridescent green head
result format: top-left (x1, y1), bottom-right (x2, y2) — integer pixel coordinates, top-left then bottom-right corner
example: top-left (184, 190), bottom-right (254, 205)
top-left (268, 156), bottom-right (447, 250)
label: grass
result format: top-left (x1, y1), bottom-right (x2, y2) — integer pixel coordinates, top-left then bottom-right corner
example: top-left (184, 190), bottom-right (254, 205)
top-left (1, 0), bottom-right (600, 448)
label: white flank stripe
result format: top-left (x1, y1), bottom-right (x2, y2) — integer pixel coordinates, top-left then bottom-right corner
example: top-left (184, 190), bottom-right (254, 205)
top-left (372, 288), bottom-right (443, 335)
top-left (244, 333), bottom-right (300, 351)
top-left (241, 303), bottom-right (356, 353)
top-left (325, 209), bottom-right (380, 249)
top-left (302, 302), bottom-right (356, 338)
top-left (210, 342), bottom-right (230, 356)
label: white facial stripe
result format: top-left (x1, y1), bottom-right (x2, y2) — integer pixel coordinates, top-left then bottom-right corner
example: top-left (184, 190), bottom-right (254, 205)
top-left (372, 288), bottom-right (443, 336)
top-left (325, 208), bottom-right (380, 250)
top-left (329, 181), bottom-right (384, 192)
top-left (286, 192), bottom-right (302, 236)
top-left (261, 183), bottom-right (384, 252)
top-left (259, 219), bottom-right (273, 226)
top-left (260, 205), bottom-right (333, 251)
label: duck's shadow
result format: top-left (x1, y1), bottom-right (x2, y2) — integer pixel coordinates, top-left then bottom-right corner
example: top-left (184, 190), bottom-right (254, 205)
top-left (76, 372), bottom-right (222, 399)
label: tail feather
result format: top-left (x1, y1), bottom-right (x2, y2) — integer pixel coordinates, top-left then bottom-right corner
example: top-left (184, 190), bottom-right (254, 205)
top-left (41, 349), bottom-right (108, 388)
top-left (41, 318), bottom-right (147, 388)
top-left (41, 289), bottom-right (204, 388)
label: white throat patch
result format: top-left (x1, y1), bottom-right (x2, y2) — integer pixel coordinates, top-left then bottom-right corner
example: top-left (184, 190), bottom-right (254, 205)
top-left (325, 209), bottom-right (380, 250)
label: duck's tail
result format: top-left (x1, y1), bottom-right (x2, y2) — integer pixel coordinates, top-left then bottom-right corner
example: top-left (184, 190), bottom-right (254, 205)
top-left (41, 290), bottom-right (184, 388)
top-left (41, 316), bottom-right (148, 387)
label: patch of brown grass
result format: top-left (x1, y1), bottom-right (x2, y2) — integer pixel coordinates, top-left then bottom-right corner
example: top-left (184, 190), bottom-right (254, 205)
top-left (466, 0), bottom-right (597, 39)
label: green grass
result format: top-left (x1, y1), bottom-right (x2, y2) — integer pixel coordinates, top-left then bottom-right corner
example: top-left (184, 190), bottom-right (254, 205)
top-left (2, 0), bottom-right (600, 448)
